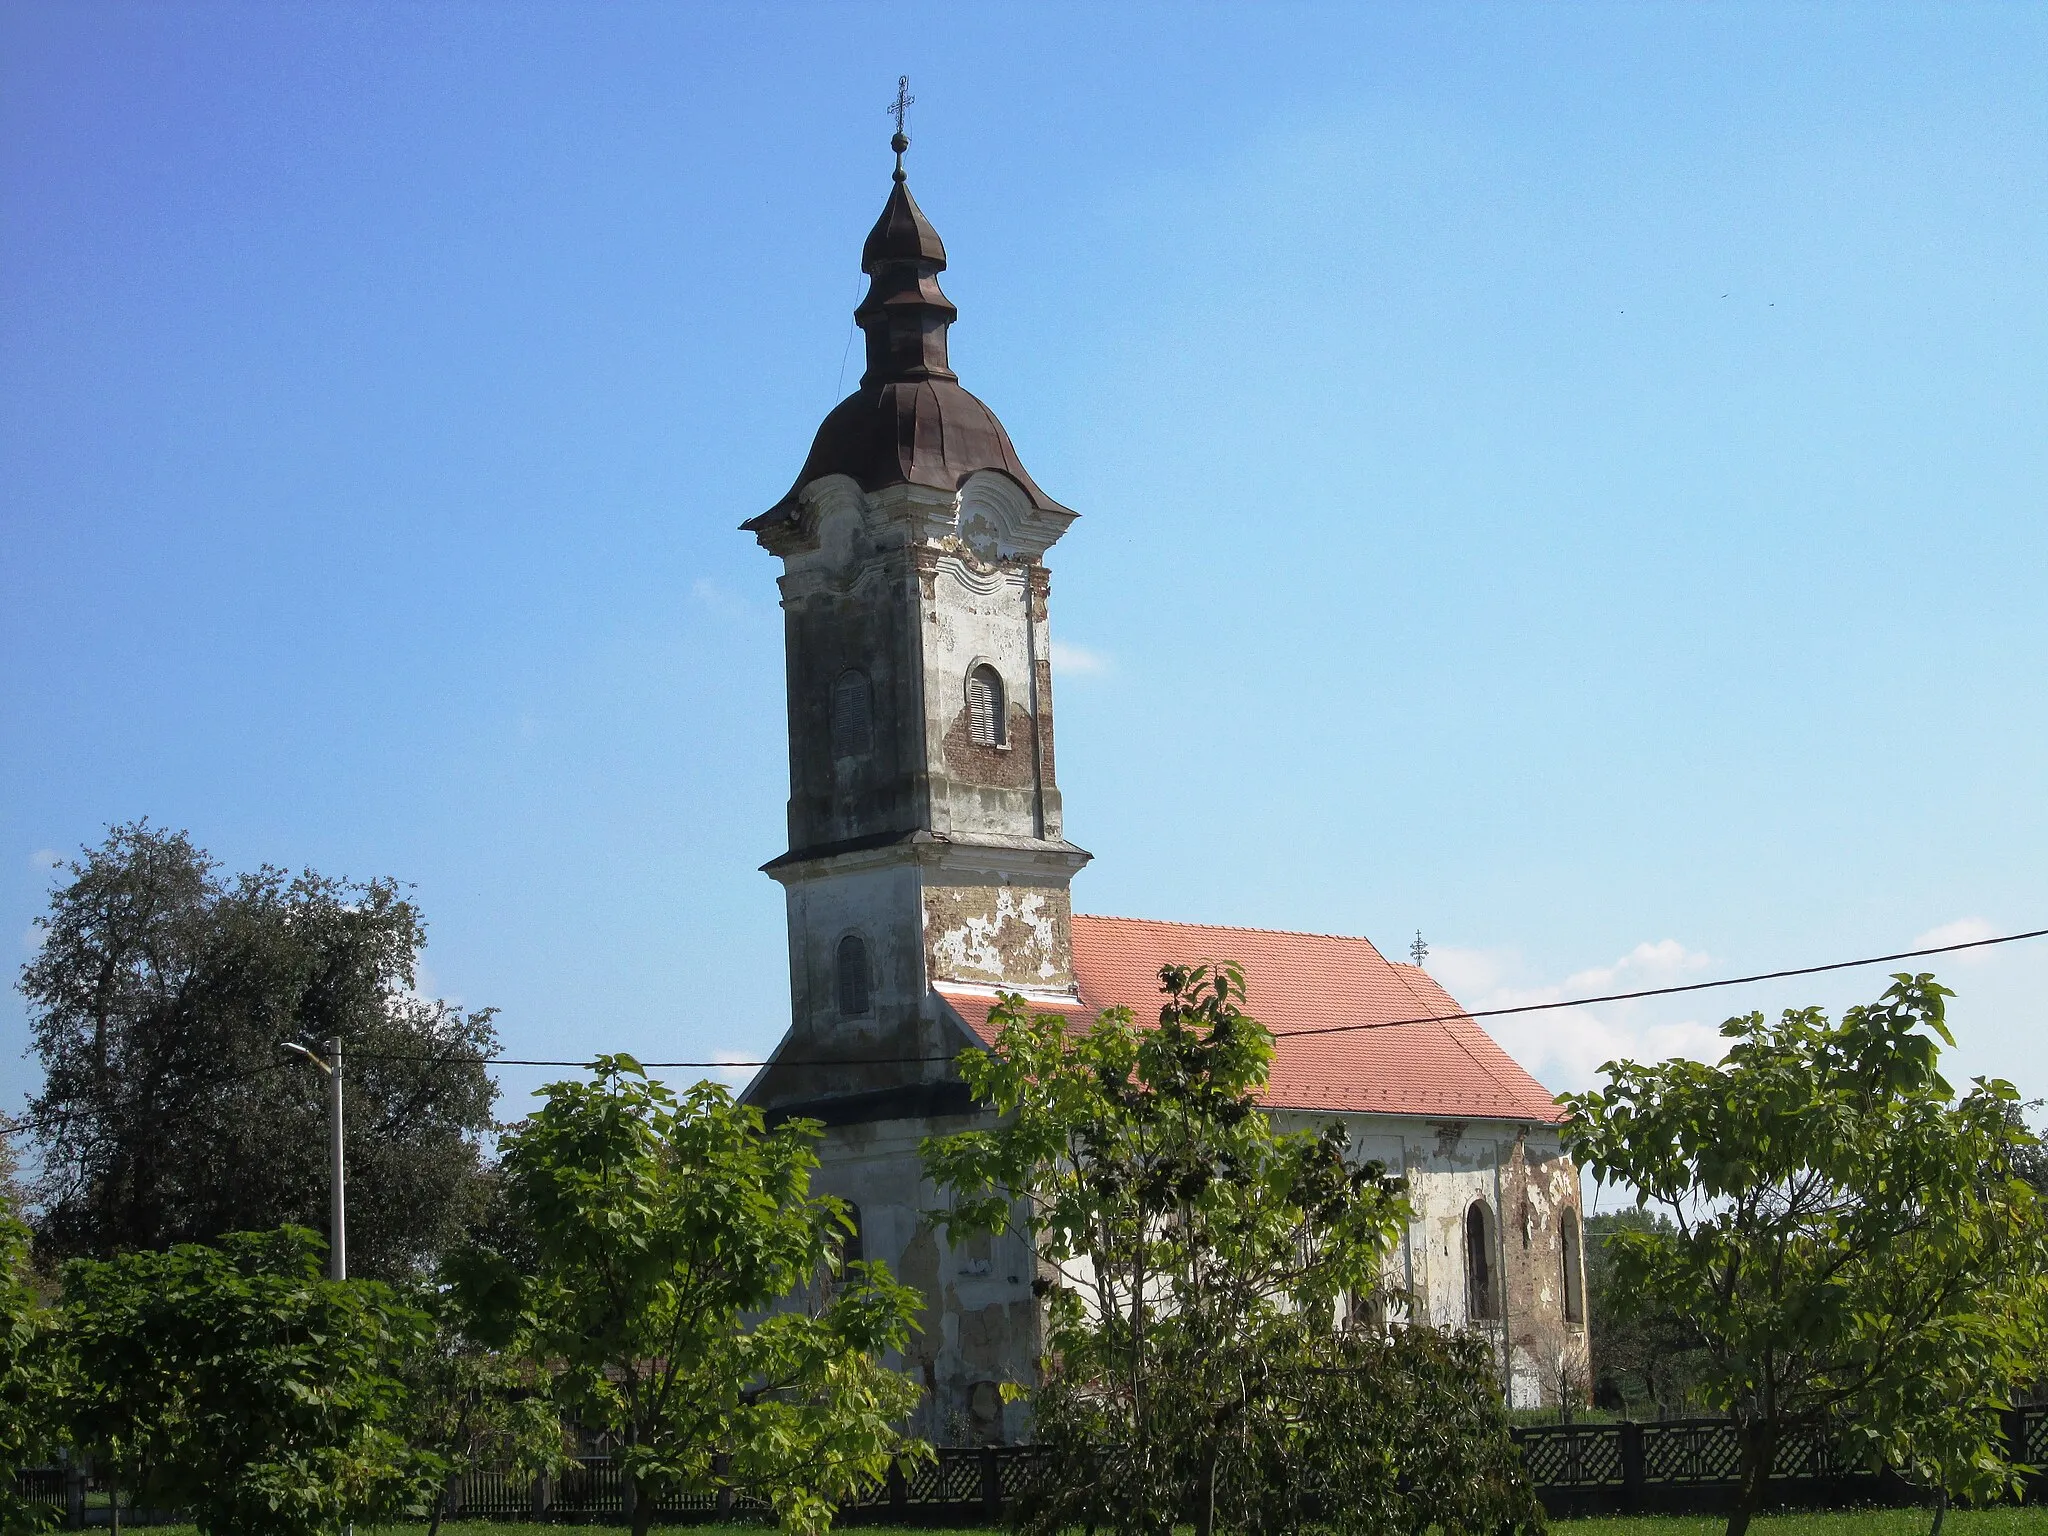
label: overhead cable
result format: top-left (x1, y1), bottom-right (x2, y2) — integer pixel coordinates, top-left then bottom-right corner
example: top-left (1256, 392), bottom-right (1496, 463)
top-left (346, 921), bottom-right (2048, 1071)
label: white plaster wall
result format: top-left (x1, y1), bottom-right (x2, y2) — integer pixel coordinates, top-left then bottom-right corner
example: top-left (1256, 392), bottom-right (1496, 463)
top-left (808, 1106), bottom-right (1579, 1440)
top-left (926, 558), bottom-right (1037, 839)
top-left (811, 1116), bottom-right (1043, 1446)
top-left (782, 860), bottom-right (926, 1041)
top-left (1266, 1111), bottom-right (1573, 1408)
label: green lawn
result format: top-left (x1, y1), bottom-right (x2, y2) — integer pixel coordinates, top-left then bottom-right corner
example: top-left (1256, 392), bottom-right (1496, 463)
top-left (110, 1517), bottom-right (2048, 1536)
top-left (1554, 1513), bottom-right (2040, 1535)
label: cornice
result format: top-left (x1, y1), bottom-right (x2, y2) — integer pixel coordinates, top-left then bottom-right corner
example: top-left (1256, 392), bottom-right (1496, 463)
top-left (762, 827), bottom-right (1092, 884)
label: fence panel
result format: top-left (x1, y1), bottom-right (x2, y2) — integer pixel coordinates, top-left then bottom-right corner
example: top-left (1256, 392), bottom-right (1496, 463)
top-left (19, 1411), bottom-right (2046, 1526)
top-left (2024, 1405), bottom-right (2048, 1468)
top-left (1515, 1423), bottom-right (1624, 1489)
top-left (1640, 1419), bottom-right (1743, 1485)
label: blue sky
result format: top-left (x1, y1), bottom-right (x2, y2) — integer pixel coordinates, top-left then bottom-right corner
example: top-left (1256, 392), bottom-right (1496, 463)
top-left (3, 2), bottom-right (2044, 1125)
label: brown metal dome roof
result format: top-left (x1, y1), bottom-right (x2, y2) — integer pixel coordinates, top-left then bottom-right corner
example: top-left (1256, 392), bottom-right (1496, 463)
top-left (746, 156), bottom-right (1065, 532)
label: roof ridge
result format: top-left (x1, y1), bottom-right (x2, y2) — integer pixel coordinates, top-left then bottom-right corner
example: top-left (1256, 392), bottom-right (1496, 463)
top-left (1074, 912), bottom-right (1389, 948)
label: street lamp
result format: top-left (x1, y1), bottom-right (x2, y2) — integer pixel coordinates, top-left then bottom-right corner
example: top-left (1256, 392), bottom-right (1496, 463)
top-left (282, 1037), bottom-right (346, 1281)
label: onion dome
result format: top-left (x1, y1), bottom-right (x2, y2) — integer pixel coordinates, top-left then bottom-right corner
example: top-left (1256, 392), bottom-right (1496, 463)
top-left (746, 135), bottom-right (1065, 533)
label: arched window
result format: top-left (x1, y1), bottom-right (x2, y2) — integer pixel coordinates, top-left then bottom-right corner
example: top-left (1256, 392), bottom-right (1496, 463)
top-left (966, 665), bottom-right (1006, 747)
top-left (1345, 1286), bottom-right (1388, 1335)
top-left (835, 934), bottom-right (871, 1016)
top-left (1466, 1201), bottom-right (1498, 1322)
top-left (1561, 1207), bottom-right (1585, 1326)
top-left (831, 670), bottom-right (873, 758)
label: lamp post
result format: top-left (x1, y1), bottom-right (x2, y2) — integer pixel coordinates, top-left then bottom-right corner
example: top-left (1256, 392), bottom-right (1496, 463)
top-left (282, 1037), bottom-right (345, 1281)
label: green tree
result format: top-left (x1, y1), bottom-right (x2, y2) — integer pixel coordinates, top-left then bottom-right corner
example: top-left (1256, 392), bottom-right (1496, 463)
top-left (0, 1217), bottom-right (61, 1534)
top-left (1247, 1324), bottom-right (1546, 1536)
top-left (1582, 1210), bottom-right (1706, 1416)
top-left (1562, 974), bottom-right (2048, 1536)
top-left (20, 822), bottom-right (499, 1276)
top-left (466, 1056), bottom-right (926, 1536)
top-left (2004, 1099), bottom-right (2048, 1199)
top-left (921, 966), bottom-right (1534, 1536)
top-left (397, 1283), bottom-right (567, 1536)
top-left (62, 1226), bottom-right (429, 1536)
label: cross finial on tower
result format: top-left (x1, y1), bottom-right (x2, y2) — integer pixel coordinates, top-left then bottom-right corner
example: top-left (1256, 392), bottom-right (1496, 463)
top-left (888, 75), bottom-right (914, 182)
top-left (1410, 930), bottom-right (1429, 967)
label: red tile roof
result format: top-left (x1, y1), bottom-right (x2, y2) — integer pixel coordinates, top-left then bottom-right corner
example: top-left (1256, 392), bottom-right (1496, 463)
top-left (935, 915), bottom-right (1565, 1125)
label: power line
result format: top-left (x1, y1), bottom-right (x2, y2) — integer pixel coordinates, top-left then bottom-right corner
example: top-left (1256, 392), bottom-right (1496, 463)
top-left (350, 921), bottom-right (2048, 1071)
top-left (0, 1058), bottom-right (299, 1140)
top-left (1281, 923), bottom-right (2048, 1043)
top-left (9, 927), bottom-right (2039, 1117)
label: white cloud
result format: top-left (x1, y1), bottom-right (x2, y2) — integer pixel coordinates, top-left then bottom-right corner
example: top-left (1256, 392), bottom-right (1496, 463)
top-left (1489, 1007), bottom-right (1727, 1100)
top-left (1425, 938), bottom-right (1724, 1096)
top-left (1051, 640), bottom-right (1109, 675)
top-left (411, 961), bottom-right (462, 1008)
top-left (689, 577), bottom-right (753, 621)
top-left (26, 849), bottom-right (61, 871)
top-left (1422, 942), bottom-right (1512, 1000)
top-left (704, 1050), bottom-right (763, 1090)
top-left (1560, 939), bottom-right (1712, 995)
top-left (1913, 916), bottom-right (2000, 967)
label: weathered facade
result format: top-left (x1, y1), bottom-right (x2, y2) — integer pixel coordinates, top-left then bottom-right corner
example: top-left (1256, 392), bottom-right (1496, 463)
top-left (742, 140), bottom-right (1587, 1442)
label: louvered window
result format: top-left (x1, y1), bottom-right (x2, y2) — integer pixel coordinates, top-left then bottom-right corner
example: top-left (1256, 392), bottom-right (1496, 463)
top-left (967, 665), bottom-right (1005, 747)
top-left (831, 670), bottom-right (872, 758)
top-left (835, 934), bottom-right (871, 1017)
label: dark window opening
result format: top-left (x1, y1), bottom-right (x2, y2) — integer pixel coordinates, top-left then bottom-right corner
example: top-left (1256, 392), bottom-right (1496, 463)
top-left (836, 934), bottom-right (871, 1017)
top-left (967, 665), bottom-right (1006, 747)
top-left (1562, 1207), bottom-right (1585, 1326)
top-left (1346, 1286), bottom-right (1388, 1334)
top-left (1466, 1201), bottom-right (1498, 1322)
top-left (832, 670), bottom-right (873, 758)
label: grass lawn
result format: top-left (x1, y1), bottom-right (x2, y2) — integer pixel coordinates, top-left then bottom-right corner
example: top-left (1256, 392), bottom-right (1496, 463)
top-left (88, 1525), bottom-right (2016, 1535)
top-left (1555, 1513), bottom-right (2041, 1535)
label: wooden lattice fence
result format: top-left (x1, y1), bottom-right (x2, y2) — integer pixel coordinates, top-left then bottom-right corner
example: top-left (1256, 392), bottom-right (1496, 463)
top-left (1516, 1408), bottom-right (2048, 1518)
top-left (19, 1411), bottom-right (2048, 1525)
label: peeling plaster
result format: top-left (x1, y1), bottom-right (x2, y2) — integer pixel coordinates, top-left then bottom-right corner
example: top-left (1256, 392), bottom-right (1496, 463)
top-left (925, 884), bottom-right (1072, 987)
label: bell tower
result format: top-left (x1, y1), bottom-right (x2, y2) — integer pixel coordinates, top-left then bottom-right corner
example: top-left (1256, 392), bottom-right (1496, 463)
top-left (741, 128), bottom-right (1088, 1116)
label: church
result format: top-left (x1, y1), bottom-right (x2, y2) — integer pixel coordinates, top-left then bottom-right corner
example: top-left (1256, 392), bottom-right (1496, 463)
top-left (738, 129), bottom-right (1588, 1442)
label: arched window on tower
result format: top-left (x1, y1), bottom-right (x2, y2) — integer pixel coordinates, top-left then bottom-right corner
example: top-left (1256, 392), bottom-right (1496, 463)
top-left (831, 669), bottom-right (873, 758)
top-left (835, 934), bottom-right (871, 1017)
top-left (966, 665), bottom-right (1006, 747)
top-left (1561, 1207), bottom-right (1585, 1327)
top-left (1466, 1201), bottom-right (1499, 1322)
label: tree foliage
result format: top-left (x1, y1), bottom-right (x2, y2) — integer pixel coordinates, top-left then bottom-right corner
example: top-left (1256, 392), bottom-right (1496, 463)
top-left (397, 1282), bottom-right (568, 1536)
top-left (0, 1218), bottom-right (60, 1534)
top-left (61, 1226), bottom-right (429, 1536)
top-left (1240, 1325), bottom-right (1546, 1536)
top-left (463, 1057), bottom-right (926, 1536)
top-left (1582, 1209), bottom-right (1707, 1416)
top-left (1562, 974), bottom-right (2048, 1536)
top-left (921, 965), bottom-right (1538, 1536)
top-left (20, 822), bottom-right (499, 1276)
